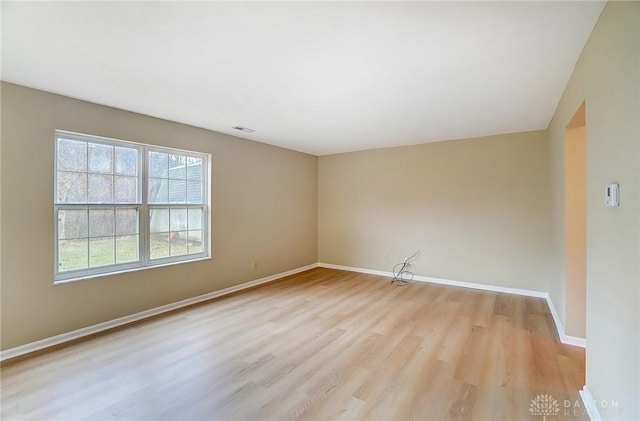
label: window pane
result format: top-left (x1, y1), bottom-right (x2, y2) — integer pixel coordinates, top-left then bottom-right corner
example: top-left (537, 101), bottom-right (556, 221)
top-left (115, 176), bottom-right (138, 203)
top-left (168, 154), bottom-right (186, 179)
top-left (89, 209), bottom-right (114, 237)
top-left (88, 174), bottom-right (114, 203)
top-left (170, 231), bottom-right (188, 256)
top-left (57, 172), bottom-right (87, 203)
top-left (150, 233), bottom-right (169, 259)
top-left (187, 208), bottom-right (202, 230)
top-left (168, 179), bottom-right (186, 203)
top-left (88, 143), bottom-right (113, 173)
top-left (149, 152), bottom-right (168, 178)
top-left (115, 208), bottom-right (138, 235)
top-left (149, 178), bottom-right (168, 204)
top-left (116, 235), bottom-right (138, 263)
top-left (115, 147), bottom-right (138, 175)
top-left (89, 237), bottom-right (115, 267)
top-left (57, 138), bottom-right (87, 172)
top-left (58, 238), bottom-right (88, 271)
top-left (187, 230), bottom-right (203, 254)
top-left (58, 209), bottom-right (88, 239)
top-left (150, 208), bottom-right (169, 233)
top-left (186, 181), bottom-right (203, 204)
top-left (170, 208), bottom-right (187, 231)
top-left (186, 158), bottom-right (203, 180)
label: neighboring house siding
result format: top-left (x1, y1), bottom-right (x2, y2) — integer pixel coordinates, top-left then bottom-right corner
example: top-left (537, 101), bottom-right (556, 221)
top-left (150, 162), bottom-right (203, 242)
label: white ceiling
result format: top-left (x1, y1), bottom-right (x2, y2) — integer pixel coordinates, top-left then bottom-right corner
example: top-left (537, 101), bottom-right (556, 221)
top-left (2, 1), bottom-right (604, 156)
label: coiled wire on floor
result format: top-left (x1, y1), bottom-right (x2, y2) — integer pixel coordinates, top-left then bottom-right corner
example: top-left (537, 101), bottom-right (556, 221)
top-left (390, 249), bottom-right (419, 286)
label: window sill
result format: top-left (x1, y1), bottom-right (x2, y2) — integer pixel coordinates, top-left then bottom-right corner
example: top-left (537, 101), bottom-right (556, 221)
top-left (54, 256), bottom-right (212, 285)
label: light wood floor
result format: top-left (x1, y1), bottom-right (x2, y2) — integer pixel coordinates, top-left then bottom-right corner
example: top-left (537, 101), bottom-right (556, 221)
top-left (1, 268), bottom-right (585, 420)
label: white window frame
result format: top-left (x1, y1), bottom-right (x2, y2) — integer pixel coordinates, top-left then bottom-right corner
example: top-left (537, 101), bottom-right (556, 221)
top-left (54, 130), bottom-right (210, 283)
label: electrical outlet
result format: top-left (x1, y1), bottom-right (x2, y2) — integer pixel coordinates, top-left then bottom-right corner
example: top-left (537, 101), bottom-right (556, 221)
top-left (383, 254), bottom-right (388, 262)
top-left (252, 261), bottom-right (258, 271)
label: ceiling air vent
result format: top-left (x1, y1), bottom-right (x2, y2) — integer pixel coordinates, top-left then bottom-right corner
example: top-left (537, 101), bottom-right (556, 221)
top-left (232, 126), bottom-right (255, 133)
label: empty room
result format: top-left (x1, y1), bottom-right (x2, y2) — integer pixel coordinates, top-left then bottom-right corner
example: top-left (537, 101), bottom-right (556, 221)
top-left (1, 1), bottom-right (638, 420)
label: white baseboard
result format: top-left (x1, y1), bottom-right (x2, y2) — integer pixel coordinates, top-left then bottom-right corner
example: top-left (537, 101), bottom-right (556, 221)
top-left (317, 262), bottom-right (586, 348)
top-left (545, 294), bottom-right (587, 348)
top-left (2, 261), bottom-right (586, 361)
top-left (0, 263), bottom-right (319, 362)
top-left (580, 385), bottom-right (603, 421)
top-left (318, 262), bottom-right (547, 297)
top-left (319, 263), bottom-right (392, 279)
top-left (561, 334), bottom-right (586, 347)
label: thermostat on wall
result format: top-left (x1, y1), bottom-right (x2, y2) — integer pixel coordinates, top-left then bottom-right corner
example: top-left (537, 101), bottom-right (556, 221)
top-left (606, 183), bottom-right (620, 207)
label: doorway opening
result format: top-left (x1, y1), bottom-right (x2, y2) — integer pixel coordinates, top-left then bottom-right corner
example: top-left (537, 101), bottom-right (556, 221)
top-left (564, 102), bottom-right (586, 339)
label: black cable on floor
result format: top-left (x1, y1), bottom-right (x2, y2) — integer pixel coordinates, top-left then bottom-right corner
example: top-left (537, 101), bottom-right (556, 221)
top-left (390, 249), bottom-right (419, 286)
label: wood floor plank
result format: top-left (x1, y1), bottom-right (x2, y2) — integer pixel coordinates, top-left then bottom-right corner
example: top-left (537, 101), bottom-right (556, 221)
top-left (0, 268), bottom-right (585, 420)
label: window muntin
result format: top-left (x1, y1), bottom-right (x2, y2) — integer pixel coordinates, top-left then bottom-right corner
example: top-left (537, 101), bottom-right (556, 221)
top-left (57, 138), bottom-right (141, 204)
top-left (147, 149), bottom-right (206, 262)
top-left (54, 131), bottom-right (209, 282)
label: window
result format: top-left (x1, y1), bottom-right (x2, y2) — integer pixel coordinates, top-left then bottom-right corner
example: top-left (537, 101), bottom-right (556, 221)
top-left (55, 131), bottom-right (209, 282)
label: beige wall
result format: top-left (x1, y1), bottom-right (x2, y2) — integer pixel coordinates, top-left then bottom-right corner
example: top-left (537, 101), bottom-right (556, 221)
top-left (564, 124), bottom-right (586, 338)
top-left (319, 130), bottom-right (551, 292)
top-left (0, 82), bottom-right (318, 350)
top-left (548, 1), bottom-right (639, 418)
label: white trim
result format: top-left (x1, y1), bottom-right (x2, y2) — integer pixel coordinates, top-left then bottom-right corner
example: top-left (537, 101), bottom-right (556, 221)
top-left (0, 263), bottom-right (318, 362)
top-left (561, 334), bottom-right (586, 347)
top-left (319, 263), bottom-right (391, 279)
top-left (55, 256), bottom-right (212, 285)
top-left (2, 262), bottom-right (587, 361)
top-left (318, 263), bottom-right (547, 297)
top-left (545, 293), bottom-right (564, 339)
top-left (545, 294), bottom-right (587, 348)
top-left (413, 274), bottom-right (548, 298)
top-left (53, 131), bottom-right (211, 283)
top-left (579, 385), bottom-right (603, 421)
top-left (317, 262), bottom-right (586, 348)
